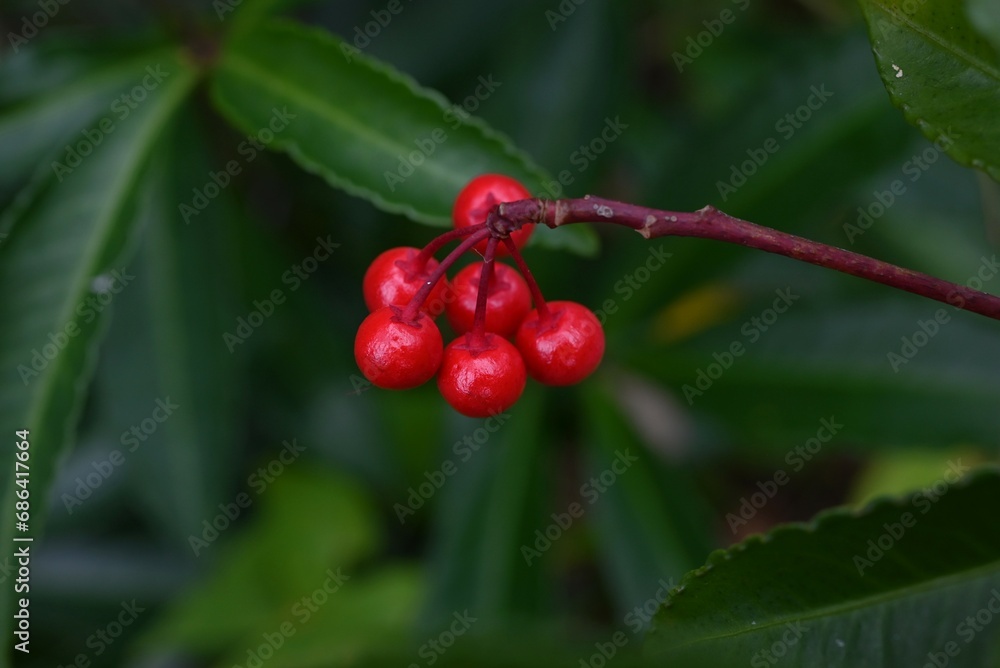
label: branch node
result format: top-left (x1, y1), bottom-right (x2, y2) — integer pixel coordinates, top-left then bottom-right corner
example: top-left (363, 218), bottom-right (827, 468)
top-left (637, 214), bottom-right (657, 239)
top-left (552, 200), bottom-right (569, 228)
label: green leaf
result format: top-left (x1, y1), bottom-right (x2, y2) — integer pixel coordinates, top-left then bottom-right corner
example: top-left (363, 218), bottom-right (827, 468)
top-left (136, 467), bottom-right (380, 655)
top-left (421, 385), bottom-right (549, 630)
top-left (849, 448), bottom-right (988, 507)
top-left (225, 0), bottom-right (329, 35)
top-left (208, 19), bottom-right (597, 254)
top-left (0, 46), bottom-right (179, 191)
top-left (0, 51), bottom-right (197, 663)
top-left (645, 466), bottom-right (1000, 667)
top-left (581, 381), bottom-right (712, 621)
top-left (84, 107), bottom-right (243, 541)
top-left (227, 565), bottom-right (424, 668)
top-left (628, 298), bottom-right (1000, 449)
top-left (968, 0), bottom-right (1000, 53)
top-left (858, 0), bottom-right (1000, 181)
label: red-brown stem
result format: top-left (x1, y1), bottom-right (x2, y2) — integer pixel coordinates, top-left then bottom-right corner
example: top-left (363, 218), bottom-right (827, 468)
top-left (400, 227), bottom-right (491, 322)
top-left (469, 236), bottom-right (498, 348)
top-left (415, 225), bottom-right (483, 265)
top-left (503, 236), bottom-right (551, 321)
top-left (492, 196), bottom-right (1000, 321)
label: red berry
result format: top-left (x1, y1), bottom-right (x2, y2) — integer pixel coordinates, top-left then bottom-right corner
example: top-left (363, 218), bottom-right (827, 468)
top-left (446, 261), bottom-right (531, 338)
top-left (437, 334), bottom-right (526, 417)
top-left (354, 306), bottom-right (443, 389)
top-left (515, 301), bottom-right (604, 386)
top-left (363, 247), bottom-right (450, 317)
top-left (452, 174), bottom-right (533, 256)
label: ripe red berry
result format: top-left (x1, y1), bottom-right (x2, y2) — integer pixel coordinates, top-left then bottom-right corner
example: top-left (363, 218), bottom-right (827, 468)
top-left (437, 334), bottom-right (527, 417)
top-left (363, 247), bottom-right (450, 317)
top-left (446, 261), bottom-right (531, 338)
top-left (452, 174), bottom-right (533, 256)
top-left (355, 306), bottom-right (443, 389)
top-left (515, 301), bottom-right (604, 386)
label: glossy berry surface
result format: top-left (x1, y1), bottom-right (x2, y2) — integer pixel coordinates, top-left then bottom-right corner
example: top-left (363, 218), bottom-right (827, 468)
top-left (452, 174), bottom-right (533, 256)
top-left (437, 334), bottom-right (527, 417)
top-left (354, 306), bottom-right (443, 389)
top-left (363, 247), bottom-right (449, 317)
top-left (446, 261), bottom-right (532, 338)
top-left (516, 301), bottom-right (604, 386)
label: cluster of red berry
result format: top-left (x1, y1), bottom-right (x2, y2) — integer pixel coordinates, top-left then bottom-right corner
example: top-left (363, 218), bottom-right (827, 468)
top-left (354, 174), bottom-right (605, 417)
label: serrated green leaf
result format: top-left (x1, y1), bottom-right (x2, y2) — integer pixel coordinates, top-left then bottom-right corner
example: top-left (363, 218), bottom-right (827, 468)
top-left (859, 0), bottom-right (1000, 181)
top-left (0, 50), bottom-right (197, 665)
top-left (645, 466), bottom-right (1000, 667)
top-left (208, 19), bottom-right (597, 254)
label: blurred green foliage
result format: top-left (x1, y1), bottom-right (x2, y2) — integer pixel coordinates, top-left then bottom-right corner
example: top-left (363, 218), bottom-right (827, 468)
top-left (1, 0), bottom-right (999, 666)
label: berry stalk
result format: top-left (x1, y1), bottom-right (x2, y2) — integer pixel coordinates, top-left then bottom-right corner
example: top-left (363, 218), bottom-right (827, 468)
top-left (415, 225), bottom-right (484, 265)
top-left (469, 236), bottom-right (498, 348)
top-left (502, 236), bottom-right (550, 321)
top-left (400, 227), bottom-right (490, 322)
top-left (492, 196), bottom-right (1000, 321)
